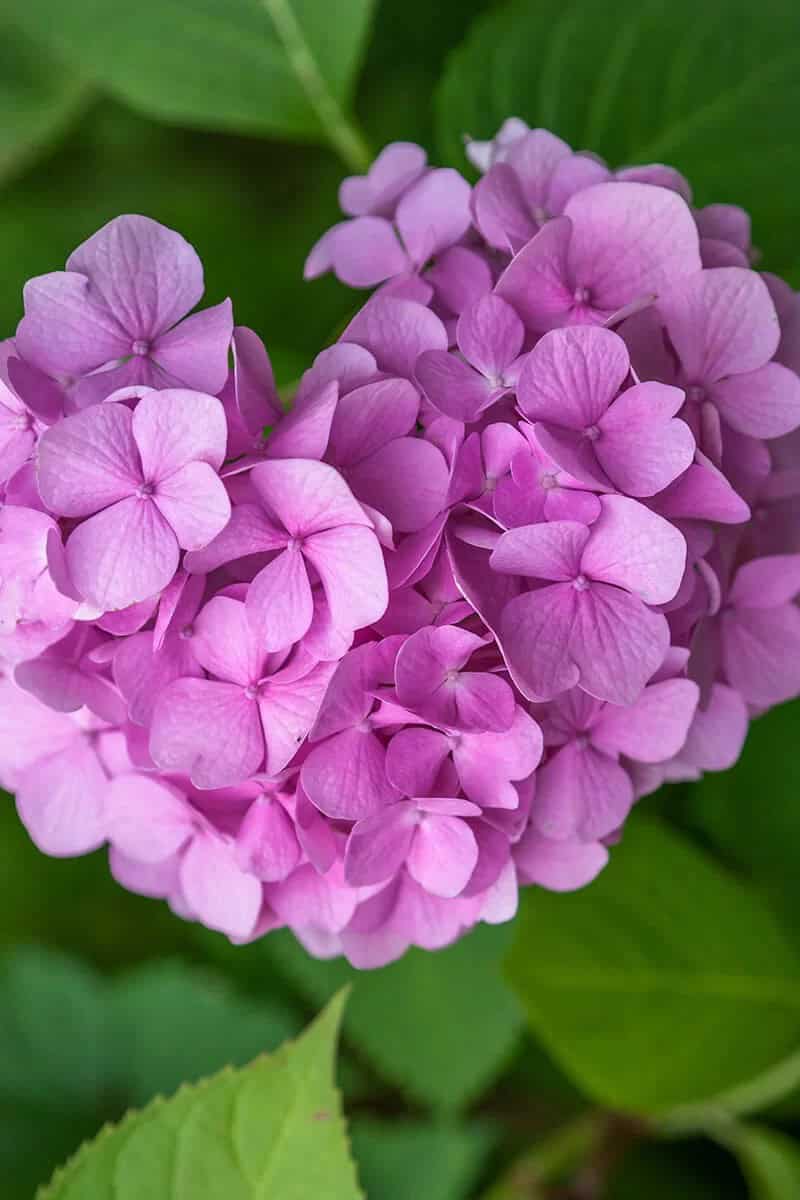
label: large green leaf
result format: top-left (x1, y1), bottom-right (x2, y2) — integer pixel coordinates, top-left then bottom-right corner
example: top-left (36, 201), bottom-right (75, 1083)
top-left (436, 0), bottom-right (800, 279)
top-left (8, 0), bottom-right (374, 164)
top-left (0, 27), bottom-right (91, 185)
top-left (680, 701), bottom-right (800, 934)
top-left (351, 1119), bottom-right (495, 1200)
top-left (0, 948), bottom-right (301, 1198)
top-left (201, 921), bottom-right (523, 1112)
top-left (37, 991), bottom-right (360, 1200)
top-left (721, 1124), bottom-right (800, 1199)
top-left (505, 816), bottom-right (800, 1113)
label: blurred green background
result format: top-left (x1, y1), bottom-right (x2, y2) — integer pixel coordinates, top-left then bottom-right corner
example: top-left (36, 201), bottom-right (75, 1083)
top-left (3, 1), bottom-right (800, 1196)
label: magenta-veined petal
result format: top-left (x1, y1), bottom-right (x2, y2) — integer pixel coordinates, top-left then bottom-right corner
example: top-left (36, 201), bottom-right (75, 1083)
top-left (406, 814), bottom-right (478, 897)
top-left (149, 677), bottom-right (264, 788)
top-left (153, 299), bottom-right (233, 394)
top-left (36, 402), bottom-right (139, 517)
top-left (65, 495), bottom-right (179, 610)
top-left (581, 494), bottom-right (686, 605)
top-left (303, 524), bottom-right (388, 633)
top-left (180, 832), bottom-right (262, 939)
top-left (245, 547), bottom-right (314, 652)
top-left (344, 801), bottom-right (418, 886)
top-left (154, 461), bottom-right (231, 550)
top-left (132, 388), bottom-right (228, 478)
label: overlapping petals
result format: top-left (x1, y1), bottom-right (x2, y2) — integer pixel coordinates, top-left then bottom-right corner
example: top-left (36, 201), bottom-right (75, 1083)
top-left (2, 127), bottom-right (800, 969)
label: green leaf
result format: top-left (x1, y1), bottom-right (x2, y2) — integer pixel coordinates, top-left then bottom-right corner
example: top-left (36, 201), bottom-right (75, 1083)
top-left (0, 947), bottom-right (302, 1198)
top-left (436, 0), bottom-right (800, 279)
top-left (718, 1124), bottom-right (800, 1199)
top-left (253, 922), bottom-right (524, 1112)
top-left (505, 816), bottom-right (800, 1113)
top-left (37, 990), bottom-right (361, 1200)
top-left (351, 1119), bottom-right (496, 1200)
top-left (0, 27), bottom-right (91, 185)
top-left (680, 701), bottom-right (800, 934)
top-left (8, 0), bottom-right (374, 166)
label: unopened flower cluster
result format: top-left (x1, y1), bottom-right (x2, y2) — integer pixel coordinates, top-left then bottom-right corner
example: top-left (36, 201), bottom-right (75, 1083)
top-left (2, 121), bottom-right (800, 967)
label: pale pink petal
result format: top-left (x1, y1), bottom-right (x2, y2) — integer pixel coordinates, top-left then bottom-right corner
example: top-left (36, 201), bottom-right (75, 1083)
top-left (514, 825), bottom-right (609, 890)
top-left (192, 595), bottom-right (264, 685)
top-left (67, 213), bottom-right (204, 338)
top-left (497, 584), bottom-right (580, 700)
top-left (494, 216), bottom-right (574, 331)
top-left (406, 814), bottom-right (478, 897)
top-left (395, 168), bottom-right (472, 265)
top-left (679, 683), bottom-right (748, 771)
top-left (592, 678), bottom-right (699, 761)
top-left (729, 554), bottom-right (800, 608)
top-left (565, 182), bottom-right (702, 314)
top-left (455, 707), bottom-right (543, 808)
top-left (132, 388), bottom-right (228, 478)
top-left (113, 630), bottom-right (201, 725)
top-left (458, 293), bottom-right (525, 377)
top-left (16, 738), bottom-right (107, 856)
top-left (712, 362), bottom-right (800, 438)
top-left (329, 216), bottom-right (409, 286)
top-left (581, 494), bottom-right (686, 604)
top-left (416, 351), bottom-right (492, 422)
top-left (533, 424), bottom-right (613, 490)
top-left (0, 679), bottom-right (76, 787)
top-left (596, 382), bottom-right (695, 496)
top-left (518, 325), bottom-right (630, 426)
top-left (722, 604), bottom-right (800, 707)
top-left (534, 741), bottom-right (633, 841)
top-left (257, 660), bottom-right (334, 775)
top-left (343, 296), bottom-right (448, 379)
top-left (329, 377), bottom-right (418, 464)
top-left (149, 678), bottom-right (264, 788)
top-left (657, 267), bottom-right (779, 382)
top-left (303, 525), bottom-right (388, 632)
top-left (339, 142), bottom-right (427, 216)
top-left (66, 496), bottom-right (179, 610)
top-left (180, 832), bottom-right (262, 938)
top-left (472, 163), bottom-right (537, 251)
top-left (548, 154), bottom-right (611, 212)
top-left (235, 796), bottom-right (301, 882)
top-left (571, 584), bottom-right (671, 705)
top-left (106, 773), bottom-right (193, 861)
top-left (153, 299), bottom-right (233, 394)
top-left (301, 726), bottom-right (399, 820)
top-left (347, 437), bottom-right (449, 532)
top-left (616, 163), bottom-right (691, 201)
top-left (17, 272), bottom-right (129, 375)
top-left (344, 801), bottom-right (417, 885)
top-left (183, 503), bottom-right (286, 573)
top-left (36, 402), bottom-right (139, 516)
top-left (250, 457), bottom-right (370, 536)
top-left (267, 862), bottom-right (357, 934)
top-left (228, 325), bottom-right (281, 434)
top-left (245, 548), bottom-right (314, 651)
top-left (656, 454), bottom-right (750, 524)
top-left (267, 381), bottom-right (337, 460)
top-left (152, 461), bottom-right (231, 550)
top-left (491, 521), bottom-right (589, 581)
top-left (384, 727), bottom-right (449, 796)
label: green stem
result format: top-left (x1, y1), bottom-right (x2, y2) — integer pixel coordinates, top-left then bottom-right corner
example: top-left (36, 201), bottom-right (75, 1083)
top-left (658, 1045), bottom-right (800, 1137)
top-left (479, 1112), bottom-right (604, 1200)
top-left (262, 0), bottom-right (372, 172)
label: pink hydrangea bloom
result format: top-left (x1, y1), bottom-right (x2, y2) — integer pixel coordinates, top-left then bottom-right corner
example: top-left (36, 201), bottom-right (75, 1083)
top-left (2, 138), bottom-right (800, 969)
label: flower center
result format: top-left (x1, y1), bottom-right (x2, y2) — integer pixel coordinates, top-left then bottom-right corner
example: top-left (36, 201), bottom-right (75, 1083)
top-left (178, 624), bottom-right (194, 640)
top-left (583, 424), bottom-right (600, 442)
top-left (573, 285), bottom-right (592, 305)
top-left (244, 684), bottom-right (260, 701)
top-left (572, 573), bottom-right (590, 591)
top-left (135, 481), bottom-right (155, 499)
top-left (131, 339), bottom-right (151, 357)
top-left (686, 384), bottom-right (706, 405)
top-left (540, 472), bottom-right (558, 490)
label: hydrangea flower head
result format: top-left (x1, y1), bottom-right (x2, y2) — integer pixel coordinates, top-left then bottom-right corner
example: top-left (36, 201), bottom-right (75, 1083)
top-left (2, 130), bottom-right (800, 968)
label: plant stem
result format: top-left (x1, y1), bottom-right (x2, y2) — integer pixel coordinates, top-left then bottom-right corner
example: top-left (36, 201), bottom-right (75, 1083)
top-left (479, 1112), bottom-right (604, 1200)
top-left (263, 0), bottom-right (372, 172)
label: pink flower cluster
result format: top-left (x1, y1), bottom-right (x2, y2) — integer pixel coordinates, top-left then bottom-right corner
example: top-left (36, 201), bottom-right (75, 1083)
top-left (2, 122), bottom-right (800, 968)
